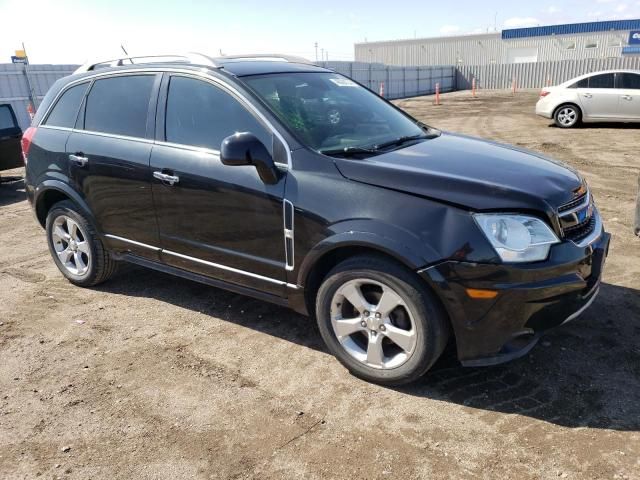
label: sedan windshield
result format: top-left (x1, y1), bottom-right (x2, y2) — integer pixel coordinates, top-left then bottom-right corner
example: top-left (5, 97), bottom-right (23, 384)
top-left (243, 72), bottom-right (429, 155)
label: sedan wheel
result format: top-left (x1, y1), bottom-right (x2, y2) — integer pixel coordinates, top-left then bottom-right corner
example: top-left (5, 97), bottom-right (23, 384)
top-left (555, 106), bottom-right (580, 128)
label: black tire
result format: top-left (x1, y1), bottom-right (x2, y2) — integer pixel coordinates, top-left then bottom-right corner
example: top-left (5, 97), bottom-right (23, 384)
top-left (45, 200), bottom-right (118, 287)
top-left (315, 254), bottom-right (449, 386)
top-left (554, 104), bottom-right (581, 129)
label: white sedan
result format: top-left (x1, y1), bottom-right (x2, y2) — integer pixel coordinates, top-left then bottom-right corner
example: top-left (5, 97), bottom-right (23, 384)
top-left (536, 70), bottom-right (640, 128)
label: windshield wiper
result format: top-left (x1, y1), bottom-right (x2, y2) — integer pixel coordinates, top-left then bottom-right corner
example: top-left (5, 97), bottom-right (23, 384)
top-left (319, 145), bottom-right (380, 158)
top-left (320, 130), bottom-right (440, 158)
top-left (373, 133), bottom-right (432, 151)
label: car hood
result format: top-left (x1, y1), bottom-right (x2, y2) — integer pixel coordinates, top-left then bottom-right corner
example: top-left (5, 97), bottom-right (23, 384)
top-left (333, 132), bottom-right (582, 213)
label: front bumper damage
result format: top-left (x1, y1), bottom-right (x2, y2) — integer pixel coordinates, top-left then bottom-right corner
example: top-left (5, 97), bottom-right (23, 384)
top-left (419, 229), bottom-right (610, 366)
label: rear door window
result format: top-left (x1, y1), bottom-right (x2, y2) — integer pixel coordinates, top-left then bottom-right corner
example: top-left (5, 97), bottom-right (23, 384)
top-left (83, 75), bottom-right (155, 138)
top-left (0, 105), bottom-right (17, 130)
top-left (44, 83), bottom-right (89, 128)
top-left (619, 73), bottom-right (640, 89)
top-left (164, 76), bottom-right (271, 151)
top-left (588, 74), bottom-right (615, 89)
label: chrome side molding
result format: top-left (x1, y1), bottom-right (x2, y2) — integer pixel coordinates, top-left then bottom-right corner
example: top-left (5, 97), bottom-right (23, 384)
top-left (283, 199), bottom-right (295, 271)
top-left (104, 234), bottom-right (298, 289)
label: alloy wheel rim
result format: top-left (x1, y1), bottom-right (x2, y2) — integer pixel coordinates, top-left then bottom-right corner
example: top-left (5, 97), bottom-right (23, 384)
top-left (558, 108), bottom-right (577, 126)
top-left (330, 279), bottom-right (418, 370)
top-left (51, 215), bottom-right (91, 276)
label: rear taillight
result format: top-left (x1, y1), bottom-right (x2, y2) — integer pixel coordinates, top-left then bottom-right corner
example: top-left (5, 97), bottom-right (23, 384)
top-left (540, 90), bottom-right (551, 98)
top-left (21, 126), bottom-right (37, 165)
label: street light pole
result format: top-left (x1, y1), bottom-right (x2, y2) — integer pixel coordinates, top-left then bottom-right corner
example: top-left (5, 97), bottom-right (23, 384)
top-left (21, 42), bottom-right (38, 110)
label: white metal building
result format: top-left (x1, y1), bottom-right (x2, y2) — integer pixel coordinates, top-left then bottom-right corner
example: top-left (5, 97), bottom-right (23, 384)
top-left (355, 19), bottom-right (640, 66)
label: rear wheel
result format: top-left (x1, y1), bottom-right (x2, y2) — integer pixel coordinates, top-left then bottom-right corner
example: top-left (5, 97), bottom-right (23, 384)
top-left (45, 200), bottom-right (117, 287)
top-left (554, 104), bottom-right (581, 128)
top-left (315, 255), bottom-right (449, 385)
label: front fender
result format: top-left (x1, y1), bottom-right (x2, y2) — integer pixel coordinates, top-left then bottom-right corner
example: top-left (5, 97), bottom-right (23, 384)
top-left (295, 220), bottom-right (439, 287)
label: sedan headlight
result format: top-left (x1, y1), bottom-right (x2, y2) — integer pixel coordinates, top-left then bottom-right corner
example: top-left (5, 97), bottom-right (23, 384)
top-left (473, 214), bottom-right (560, 263)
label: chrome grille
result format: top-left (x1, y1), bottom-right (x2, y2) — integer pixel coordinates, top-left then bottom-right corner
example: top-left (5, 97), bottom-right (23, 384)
top-left (563, 215), bottom-right (596, 243)
top-left (558, 190), bottom-right (597, 242)
top-left (558, 192), bottom-right (588, 213)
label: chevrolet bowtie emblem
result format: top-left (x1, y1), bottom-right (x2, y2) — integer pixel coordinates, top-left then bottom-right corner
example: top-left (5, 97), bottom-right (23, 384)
top-left (573, 185), bottom-right (587, 197)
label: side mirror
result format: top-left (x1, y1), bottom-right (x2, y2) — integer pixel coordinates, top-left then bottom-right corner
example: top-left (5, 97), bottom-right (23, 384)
top-left (220, 132), bottom-right (279, 184)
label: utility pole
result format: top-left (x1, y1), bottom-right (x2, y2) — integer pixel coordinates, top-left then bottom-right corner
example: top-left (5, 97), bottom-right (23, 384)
top-left (314, 42), bottom-right (318, 62)
top-left (21, 42), bottom-right (38, 110)
top-left (320, 48), bottom-right (324, 64)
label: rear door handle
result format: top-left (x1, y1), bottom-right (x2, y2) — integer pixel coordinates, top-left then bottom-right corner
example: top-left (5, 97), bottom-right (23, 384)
top-left (69, 154), bottom-right (89, 167)
top-left (622, 95), bottom-right (633, 101)
top-left (153, 171), bottom-right (180, 186)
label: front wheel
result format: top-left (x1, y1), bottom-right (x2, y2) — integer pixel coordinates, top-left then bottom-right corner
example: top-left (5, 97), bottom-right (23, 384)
top-left (554, 104), bottom-right (581, 128)
top-left (315, 255), bottom-right (449, 386)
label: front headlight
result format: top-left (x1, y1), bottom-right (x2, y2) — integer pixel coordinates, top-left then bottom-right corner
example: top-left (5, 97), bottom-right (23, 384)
top-left (473, 214), bottom-right (560, 263)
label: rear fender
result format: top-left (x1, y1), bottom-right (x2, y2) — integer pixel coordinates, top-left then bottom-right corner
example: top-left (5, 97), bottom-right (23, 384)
top-left (34, 179), bottom-right (99, 232)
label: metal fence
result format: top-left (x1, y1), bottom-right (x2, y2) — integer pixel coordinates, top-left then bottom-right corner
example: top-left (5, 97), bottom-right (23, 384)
top-left (0, 64), bottom-right (78, 129)
top-left (318, 61), bottom-right (456, 99)
top-left (457, 57), bottom-right (640, 90)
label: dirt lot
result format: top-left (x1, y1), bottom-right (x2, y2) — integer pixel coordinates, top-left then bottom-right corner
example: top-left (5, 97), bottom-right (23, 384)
top-left (1, 90), bottom-right (639, 479)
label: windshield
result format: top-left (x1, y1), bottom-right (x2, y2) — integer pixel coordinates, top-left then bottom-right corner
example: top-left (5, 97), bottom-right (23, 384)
top-left (243, 72), bottom-right (427, 154)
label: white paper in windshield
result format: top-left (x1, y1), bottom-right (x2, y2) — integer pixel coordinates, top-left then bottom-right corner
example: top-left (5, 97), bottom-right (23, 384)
top-left (329, 78), bottom-right (358, 87)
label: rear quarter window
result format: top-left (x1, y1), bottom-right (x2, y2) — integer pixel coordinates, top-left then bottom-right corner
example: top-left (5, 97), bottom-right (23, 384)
top-left (43, 83), bottom-right (89, 128)
top-left (83, 75), bottom-right (155, 138)
top-left (569, 78), bottom-right (589, 88)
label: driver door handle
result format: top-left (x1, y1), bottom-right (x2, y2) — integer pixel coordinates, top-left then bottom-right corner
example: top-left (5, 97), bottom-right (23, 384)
top-left (69, 154), bottom-right (89, 167)
top-left (582, 93), bottom-right (593, 98)
top-left (622, 95), bottom-right (633, 101)
top-left (153, 171), bottom-right (180, 186)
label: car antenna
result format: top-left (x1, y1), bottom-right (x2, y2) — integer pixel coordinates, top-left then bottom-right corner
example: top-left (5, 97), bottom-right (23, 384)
top-left (120, 44), bottom-right (133, 65)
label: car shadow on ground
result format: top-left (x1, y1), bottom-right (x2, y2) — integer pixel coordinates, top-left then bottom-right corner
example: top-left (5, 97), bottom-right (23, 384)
top-left (548, 122), bottom-right (640, 129)
top-left (98, 265), bottom-right (640, 432)
top-left (0, 175), bottom-right (26, 207)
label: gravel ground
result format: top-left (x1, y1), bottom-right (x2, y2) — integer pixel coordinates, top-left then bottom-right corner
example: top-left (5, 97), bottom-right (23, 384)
top-left (1, 90), bottom-right (639, 479)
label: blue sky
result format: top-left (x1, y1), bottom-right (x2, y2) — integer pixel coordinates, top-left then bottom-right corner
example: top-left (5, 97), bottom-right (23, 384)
top-left (2, 0), bottom-right (640, 64)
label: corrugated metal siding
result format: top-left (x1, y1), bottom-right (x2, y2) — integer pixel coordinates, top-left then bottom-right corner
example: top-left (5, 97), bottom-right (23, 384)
top-left (0, 64), bottom-right (78, 129)
top-left (456, 57), bottom-right (640, 90)
top-left (318, 61), bottom-right (455, 99)
top-left (503, 19), bottom-right (640, 39)
top-left (356, 30), bottom-right (635, 66)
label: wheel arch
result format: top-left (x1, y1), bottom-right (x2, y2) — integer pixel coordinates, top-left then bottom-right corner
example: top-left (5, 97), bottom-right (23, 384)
top-left (296, 231), bottom-right (437, 318)
top-left (34, 180), bottom-right (96, 229)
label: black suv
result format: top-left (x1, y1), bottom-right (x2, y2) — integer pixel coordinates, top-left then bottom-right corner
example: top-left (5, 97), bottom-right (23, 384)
top-left (24, 54), bottom-right (610, 385)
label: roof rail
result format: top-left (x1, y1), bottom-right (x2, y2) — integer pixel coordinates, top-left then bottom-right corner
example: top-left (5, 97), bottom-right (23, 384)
top-left (73, 52), bottom-right (314, 74)
top-left (212, 54), bottom-right (314, 65)
top-left (73, 52), bottom-right (217, 74)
